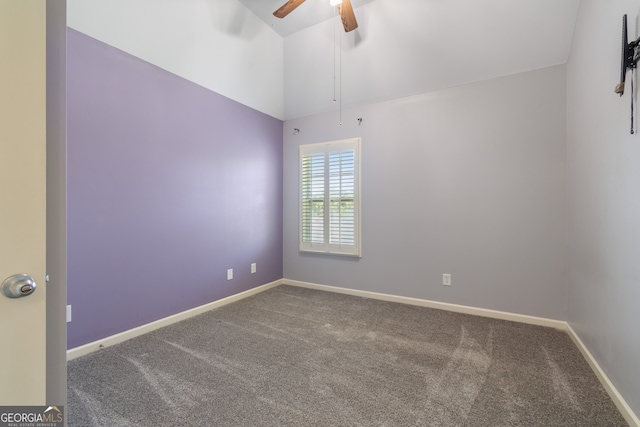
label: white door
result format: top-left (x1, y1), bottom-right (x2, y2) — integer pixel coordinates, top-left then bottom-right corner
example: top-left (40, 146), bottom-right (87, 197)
top-left (0, 1), bottom-right (47, 405)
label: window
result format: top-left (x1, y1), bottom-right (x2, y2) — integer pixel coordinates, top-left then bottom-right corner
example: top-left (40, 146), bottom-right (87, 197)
top-left (299, 138), bottom-right (361, 257)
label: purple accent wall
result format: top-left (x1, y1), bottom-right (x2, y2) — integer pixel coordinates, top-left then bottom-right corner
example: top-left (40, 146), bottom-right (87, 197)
top-left (66, 28), bottom-right (283, 349)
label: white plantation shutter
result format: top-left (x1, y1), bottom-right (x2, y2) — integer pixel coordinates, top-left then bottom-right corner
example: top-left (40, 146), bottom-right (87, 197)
top-left (329, 149), bottom-right (355, 245)
top-left (301, 152), bottom-right (325, 244)
top-left (300, 138), bottom-right (361, 256)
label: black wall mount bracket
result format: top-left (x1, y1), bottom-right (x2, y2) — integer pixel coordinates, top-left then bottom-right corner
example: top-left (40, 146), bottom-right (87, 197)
top-left (615, 14), bottom-right (640, 96)
top-left (615, 14), bottom-right (640, 133)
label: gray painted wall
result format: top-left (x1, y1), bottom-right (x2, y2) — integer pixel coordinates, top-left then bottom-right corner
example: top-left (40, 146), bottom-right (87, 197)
top-left (284, 65), bottom-right (568, 320)
top-left (567, 0), bottom-right (640, 416)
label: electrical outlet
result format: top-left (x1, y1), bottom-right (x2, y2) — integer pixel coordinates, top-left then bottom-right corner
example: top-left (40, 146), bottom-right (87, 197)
top-left (66, 305), bottom-right (72, 323)
top-left (227, 269), bottom-right (233, 280)
top-left (443, 274), bottom-right (451, 286)
top-left (251, 263), bottom-right (257, 274)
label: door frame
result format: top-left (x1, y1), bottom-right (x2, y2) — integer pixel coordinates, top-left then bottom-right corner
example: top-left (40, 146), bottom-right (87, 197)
top-left (45, 0), bottom-right (67, 408)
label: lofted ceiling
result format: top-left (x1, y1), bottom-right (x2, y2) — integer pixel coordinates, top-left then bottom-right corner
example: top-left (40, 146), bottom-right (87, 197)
top-left (280, 0), bottom-right (582, 119)
top-left (236, 0), bottom-right (378, 37)
top-left (68, 0), bottom-right (581, 120)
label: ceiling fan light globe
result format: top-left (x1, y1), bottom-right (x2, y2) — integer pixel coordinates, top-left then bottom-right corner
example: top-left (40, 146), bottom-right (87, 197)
top-left (330, 0), bottom-right (343, 6)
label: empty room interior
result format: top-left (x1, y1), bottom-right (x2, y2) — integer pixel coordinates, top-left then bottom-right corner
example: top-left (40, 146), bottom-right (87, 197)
top-left (55, 0), bottom-right (640, 425)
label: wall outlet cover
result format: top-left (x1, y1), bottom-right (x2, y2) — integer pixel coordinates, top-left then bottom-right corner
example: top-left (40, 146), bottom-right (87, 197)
top-left (443, 274), bottom-right (452, 286)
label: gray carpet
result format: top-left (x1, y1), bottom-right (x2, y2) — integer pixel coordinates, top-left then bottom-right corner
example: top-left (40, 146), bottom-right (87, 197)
top-left (67, 285), bottom-right (627, 426)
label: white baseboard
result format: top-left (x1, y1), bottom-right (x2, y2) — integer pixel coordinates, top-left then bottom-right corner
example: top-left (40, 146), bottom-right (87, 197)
top-left (284, 279), bottom-right (567, 329)
top-left (67, 277), bottom-right (639, 425)
top-left (566, 324), bottom-right (640, 427)
top-left (67, 279), bottom-right (284, 361)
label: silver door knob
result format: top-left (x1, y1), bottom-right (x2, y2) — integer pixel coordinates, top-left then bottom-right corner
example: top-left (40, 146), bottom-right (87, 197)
top-left (2, 274), bottom-right (37, 298)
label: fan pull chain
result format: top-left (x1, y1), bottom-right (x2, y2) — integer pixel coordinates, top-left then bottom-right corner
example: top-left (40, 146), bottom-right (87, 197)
top-left (331, 6), bottom-right (343, 125)
top-left (333, 7), bottom-right (337, 104)
top-left (339, 19), bottom-right (343, 126)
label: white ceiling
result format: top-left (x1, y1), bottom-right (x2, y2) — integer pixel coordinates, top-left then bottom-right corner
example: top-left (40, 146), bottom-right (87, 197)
top-left (282, 0), bottom-right (582, 119)
top-left (236, 0), bottom-right (378, 37)
top-left (68, 0), bottom-right (582, 120)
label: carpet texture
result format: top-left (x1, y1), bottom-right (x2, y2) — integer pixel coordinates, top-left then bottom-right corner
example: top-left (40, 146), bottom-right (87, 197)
top-left (67, 285), bottom-right (627, 426)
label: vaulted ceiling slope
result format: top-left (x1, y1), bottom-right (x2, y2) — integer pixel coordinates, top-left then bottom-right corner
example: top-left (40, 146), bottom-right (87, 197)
top-left (68, 0), bottom-right (286, 119)
top-left (68, 0), bottom-right (580, 121)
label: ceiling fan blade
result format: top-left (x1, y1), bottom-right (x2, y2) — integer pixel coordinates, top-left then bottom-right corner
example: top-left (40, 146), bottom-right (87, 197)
top-left (273, 0), bottom-right (306, 18)
top-left (338, 0), bottom-right (358, 32)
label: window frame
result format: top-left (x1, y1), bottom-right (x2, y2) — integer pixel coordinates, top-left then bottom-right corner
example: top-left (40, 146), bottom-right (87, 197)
top-left (299, 137), bottom-right (361, 257)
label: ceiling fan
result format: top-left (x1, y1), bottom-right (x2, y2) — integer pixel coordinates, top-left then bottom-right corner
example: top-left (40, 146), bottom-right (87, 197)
top-left (273, 0), bottom-right (358, 32)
